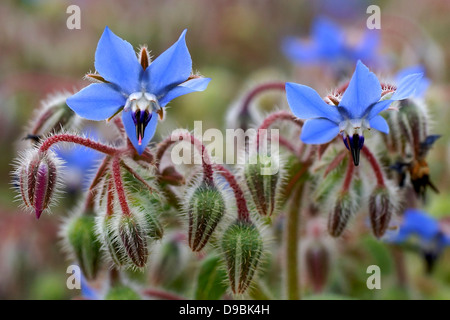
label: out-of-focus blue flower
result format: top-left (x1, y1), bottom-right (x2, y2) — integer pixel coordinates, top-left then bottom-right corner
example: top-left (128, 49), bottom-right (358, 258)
top-left (80, 273), bottom-right (100, 300)
top-left (385, 208), bottom-right (450, 272)
top-left (396, 66), bottom-right (430, 98)
top-left (286, 60), bottom-right (422, 165)
top-left (54, 130), bottom-right (104, 192)
top-left (67, 27), bottom-right (210, 155)
top-left (282, 17), bottom-right (380, 70)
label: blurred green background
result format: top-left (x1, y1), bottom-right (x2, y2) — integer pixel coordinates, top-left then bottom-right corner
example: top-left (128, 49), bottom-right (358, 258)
top-left (0, 0), bottom-right (449, 299)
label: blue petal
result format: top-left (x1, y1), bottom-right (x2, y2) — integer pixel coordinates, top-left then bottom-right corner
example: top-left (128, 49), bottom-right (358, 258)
top-left (352, 30), bottom-right (380, 62)
top-left (285, 83), bottom-right (342, 123)
top-left (395, 66), bottom-right (425, 81)
top-left (339, 60), bottom-right (381, 118)
top-left (300, 118), bottom-right (340, 144)
top-left (95, 27), bottom-right (142, 95)
top-left (144, 29), bottom-right (192, 97)
top-left (391, 73), bottom-right (423, 100)
top-left (66, 83), bottom-right (126, 120)
top-left (159, 77), bottom-right (211, 107)
top-left (401, 209), bottom-right (440, 241)
top-left (366, 99), bottom-right (393, 119)
top-left (312, 17), bottom-right (345, 58)
top-left (369, 115), bottom-right (389, 134)
top-left (281, 36), bottom-right (320, 64)
top-left (122, 110), bottom-right (158, 155)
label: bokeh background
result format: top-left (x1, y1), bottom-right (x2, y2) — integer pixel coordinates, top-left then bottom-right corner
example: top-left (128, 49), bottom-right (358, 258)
top-left (0, 0), bottom-right (449, 299)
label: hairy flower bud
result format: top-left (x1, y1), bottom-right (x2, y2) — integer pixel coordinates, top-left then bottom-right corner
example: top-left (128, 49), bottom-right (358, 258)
top-left (243, 154), bottom-right (281, 216)
top-left (303, 218), bottom-right (332, 293)
top-left (99, 214), bottom-right (129, 267)
top-left (122, 159), bottom-right (164, 240)
top-left (118, 214), bottom-right (149, 268)
top-left (304, 242), bottom-right (330, 293)
top-left (186, 182), bottom-right (226, 252)
top-left (151, 233), bottom-right (188, 286)
top-left (221, 221), bottom-right (264, 294)
top-left (327, 191), bottom-right (357, 237)
top-left (27, 92), bottom-right (78, 143)
top-left (369, 186), bottom-right (397, 238)
top-left (14, 150), bottom-right (62, 219)
top-left (63, 211), bottom-right (102, 280)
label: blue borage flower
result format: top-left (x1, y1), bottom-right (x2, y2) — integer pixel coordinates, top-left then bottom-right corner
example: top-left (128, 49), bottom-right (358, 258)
top-left (67, 27), bottom-right (211, 155)
top-left (286, 60), bottom-right (423, 165)
top-left (385, 208), bottom-right (450, 272)
top-left (282, 17), bottom-right (380, 68)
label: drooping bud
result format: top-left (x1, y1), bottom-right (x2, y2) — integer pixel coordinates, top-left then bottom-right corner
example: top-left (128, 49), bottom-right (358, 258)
top-left (14, 149), bottom-right (61, 219)
top-left (99, 214), bottom-right (129, 267)
top-left (118, 214), bottom-right (149, 268)
top-left (105, 285), bottom-right (142, 300)
top-left (243, 154), bottom-right (281, 216)
top-left (302, 218), bottom-right (332, 293)
top-left (327, 191), bottom-right (357, 237)
top-left (186, 182), bottom-right (226, 252)
top-left (151, 233), bottom-right (189, 286)
top-left (221, 221), bottom-right (264, 294)
top-left (398, 99), bottom-right (429, 152)
top-left (369, 186), bottom-right (397, 238)
top-left (27, 92), bottom-right (78, 144)
top-left (63, 211), bottom-right (102, 280)
top-left (121, 160), bottom-right (165, 241)
top-left (304, 242), bottom-right (330, 293)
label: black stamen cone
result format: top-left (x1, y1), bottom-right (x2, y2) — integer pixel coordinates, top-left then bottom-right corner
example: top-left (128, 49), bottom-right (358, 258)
top-left (132, 110), bottom-right (152, 143)
top-left (347, 134), bottom-right (363, 166)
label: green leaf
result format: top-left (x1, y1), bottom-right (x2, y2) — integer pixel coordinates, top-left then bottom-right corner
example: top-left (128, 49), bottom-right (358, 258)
top-left (194, 255), bottom-right (228, 300)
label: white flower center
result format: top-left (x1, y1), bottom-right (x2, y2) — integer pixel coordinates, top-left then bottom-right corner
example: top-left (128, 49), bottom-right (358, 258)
top-left (124, 92), bottom-right (160, 113)
top-left (339, 118), bottom-right (370, 137)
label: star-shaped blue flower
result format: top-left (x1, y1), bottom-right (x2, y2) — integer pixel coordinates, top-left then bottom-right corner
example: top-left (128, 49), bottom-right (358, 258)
top-left (282, 17), bottom-right (380, 69)
top-left (67, 27), bottom-right (211, 155)
top-left (286, 60), bottom-right (423, 165)
top-left (385, 208), bottom-right (450, 272)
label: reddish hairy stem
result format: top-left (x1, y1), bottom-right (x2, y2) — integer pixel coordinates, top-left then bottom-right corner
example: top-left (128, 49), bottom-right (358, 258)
top-left (112, 157), bottom-right (131, 216)
top-left (213, 164), bottom-right (250, 223)
top-left (361, 146), bottom-right (385, 187)
top-left (141, 289), bottom-right (186, 300)
top-left (240, 82), bottom-right (286, 116)
top-left (342, 155), bottom-right (355, 192)
top-left (84, 156), bottom-right (111, 211)
top-left (106, 179), bottom-right (115, 217)
top-left (323, 151), bottom-right (346, 178)
top-left (39, 134), bottom-right (118, 156)
top-left (156, 132), bottom-right (214, 186)
top-left (256, 111), bottom-right (303, 151)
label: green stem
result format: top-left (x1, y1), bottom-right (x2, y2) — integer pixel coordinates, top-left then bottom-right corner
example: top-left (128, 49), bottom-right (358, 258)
top-left (285, 182), bottom-right (304, 300)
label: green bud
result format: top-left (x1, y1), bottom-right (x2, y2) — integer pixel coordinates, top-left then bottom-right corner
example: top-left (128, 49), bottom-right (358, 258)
top-left (100, 214), bottom-right (129, 267)
top-left (221, 221), bottom-right (263, 294)
top-left (65, 213), bottom-right (102, 280)
top-left (328, 191), bottom-right (357, 237)
top-left (118, 215), bottom-right (149, 268)
top-left (187, 183), bottom-right (226, 252)
top-left (151, 233), bottom-right (188, 286)
top-left (105, 285), bottom-right (141, 300)
top-left (243, 154), bottom-right (281, 216)
top-left (369, 186), bottom-right (396, 238)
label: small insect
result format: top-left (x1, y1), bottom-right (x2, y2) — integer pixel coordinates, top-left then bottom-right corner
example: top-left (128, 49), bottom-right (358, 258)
top-left (390, 135), bottom-right (440, 199)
